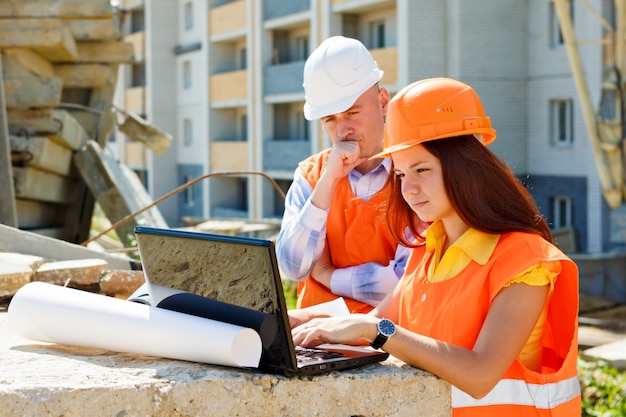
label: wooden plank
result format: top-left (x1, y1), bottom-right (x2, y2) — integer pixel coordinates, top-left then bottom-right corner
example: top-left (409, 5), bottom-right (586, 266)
top-left (2, 49), bottom-right (62, 108)
top-left (49, 110), bottom-right (90, 150)
top-left (15, 199), bottom-right (66, 229)
top-left (13, 166), bottom-right (79, 204)
top-left (7, 108), bottom-right (60, 133)
top-left (88, 64), bottom-right (118, 145)
top-left (63, 64), bottom-right (118, 145)
top-left (54, 63), bottom-right (115, 88)
top-left (73, 140), bottom-right (167, 247)
top-left (0, 55), bottom-right (17, 227)
top-left (0, 19), bottom-right (78, 62)
top-left (3, 76), bottom-right (62, 108)
top-left (7, 108), bottom-right (88, 150)
top-left (0, 0), bottom-right (113, 19)
top-left (65, 19), bottom-right (121, 42)
top-left (118, 112), bottom-right (173, 155)
top-left (64, 179), bottom-right (96, 245)
top-left (2, 48), bottom-right (54, 78)
top-left (23, 227), bottom-right (68, 241)
top-left (0, 222), bottom-right (138, 270)
top-left (76, 42), bottom-right (134, 64)
top-left (9, 135), bottom-right (74, 176)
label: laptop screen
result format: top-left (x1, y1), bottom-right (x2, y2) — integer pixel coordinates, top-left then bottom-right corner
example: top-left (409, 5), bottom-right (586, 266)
top-left (134, 226), bottom-right (298, 374)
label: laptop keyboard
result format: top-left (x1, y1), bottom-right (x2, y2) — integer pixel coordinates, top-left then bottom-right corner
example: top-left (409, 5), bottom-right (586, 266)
top-left (295, 346), bottom-right (345, 362)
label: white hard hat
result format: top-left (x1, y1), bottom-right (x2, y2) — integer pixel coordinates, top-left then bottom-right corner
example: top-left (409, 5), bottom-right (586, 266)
top-left (303, 36), bottom-right (384, 120)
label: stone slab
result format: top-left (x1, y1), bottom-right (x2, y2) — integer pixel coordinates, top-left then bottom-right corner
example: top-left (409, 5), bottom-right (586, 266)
top-left (34, 258), bottom-right (108, 285)
top-left (0, 310), bottom-right (451, 417)
top-left (0, 223), bottom-right (138, 271)
top-left (582, 336), bottom-right (626, 371)
top-left (0, 264), bottom-right (32, 297)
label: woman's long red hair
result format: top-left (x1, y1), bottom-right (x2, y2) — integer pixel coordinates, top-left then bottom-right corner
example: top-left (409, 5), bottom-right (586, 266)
top-left (386, 136), bottom-right (552, 247)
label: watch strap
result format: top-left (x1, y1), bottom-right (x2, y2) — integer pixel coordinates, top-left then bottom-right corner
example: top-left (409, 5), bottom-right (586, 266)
top-left (370, 333), bottom-right (388, 350)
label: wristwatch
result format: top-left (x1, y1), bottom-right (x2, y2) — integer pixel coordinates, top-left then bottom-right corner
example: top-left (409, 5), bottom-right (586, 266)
top-left (370, 318), bottom-right (396, 350)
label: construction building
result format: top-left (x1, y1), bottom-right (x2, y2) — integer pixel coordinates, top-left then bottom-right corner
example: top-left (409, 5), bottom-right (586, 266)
top-left (111, 0), bottom-right (621, 255)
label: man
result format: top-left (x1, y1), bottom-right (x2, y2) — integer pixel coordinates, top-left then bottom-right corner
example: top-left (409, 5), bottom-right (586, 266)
top-left (276, 36), bottom-right (411, 314)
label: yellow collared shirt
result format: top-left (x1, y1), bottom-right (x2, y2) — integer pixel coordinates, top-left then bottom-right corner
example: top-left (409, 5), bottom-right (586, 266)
top-left (424, 221), bottom-right (560, 371)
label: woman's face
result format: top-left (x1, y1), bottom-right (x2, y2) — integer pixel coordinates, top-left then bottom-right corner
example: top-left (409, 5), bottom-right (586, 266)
top-left (392, 144), bottom-right (455, 224)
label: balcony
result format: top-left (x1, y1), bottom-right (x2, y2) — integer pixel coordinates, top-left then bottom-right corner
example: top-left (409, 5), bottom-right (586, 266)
top-left (331, 0), bottom-right (395, 13)
top-left (209, 0), bottom-right (246, 40)
top-left (264, 61), bottom-right (305, 97)
top-left (123, 0), bottom-right (143, 7)
top-left (124, 31), bottom-right (144, 59)
top-left (124, 140), bottom-right (147, 168)
top-left (264, 0), bottom-right (310, 21)
top-left (210, 70), bottom-right (247, 104)
top-left (371, 46), bottom-right (397, 85)
top-left (125, 86), bottom-right (145, 114)
top-left (210, 141), bottom-right (249, 171)
top-left (263, 140), bottom-right (311, 172)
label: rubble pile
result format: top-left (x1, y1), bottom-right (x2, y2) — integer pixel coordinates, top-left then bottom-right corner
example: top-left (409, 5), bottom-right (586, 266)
top-left (0, 251), bottom-right (144, 301)
top-left (0, 0), bottom-right (168, 251)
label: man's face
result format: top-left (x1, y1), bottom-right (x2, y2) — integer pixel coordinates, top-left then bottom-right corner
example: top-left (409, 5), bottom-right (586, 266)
top-left (319, 85), bottom-right (389, 158)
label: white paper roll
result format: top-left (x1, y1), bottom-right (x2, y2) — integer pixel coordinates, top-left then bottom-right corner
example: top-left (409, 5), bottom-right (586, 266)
top-left (7, 282), bottom-right (262, 368)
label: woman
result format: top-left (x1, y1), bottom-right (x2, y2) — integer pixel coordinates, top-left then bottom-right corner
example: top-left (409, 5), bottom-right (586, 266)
top-left (291, 77), bottom-right (581, 416)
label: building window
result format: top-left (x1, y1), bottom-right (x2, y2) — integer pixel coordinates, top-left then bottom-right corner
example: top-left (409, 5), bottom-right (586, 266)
top-left (183, 175), bottom-right (194, 206)
top-left (239, 114), bottom-right (247, 141)
top-left (130, 9), bottom-right (145, 33)
top-left (296, 111), bottom-right (309, 141)
top-left (552, 196), bottom-right (573, 229)
top-left (550, 0), bottom-right (572, 48)
top-left (183, 118), bottom-right (193, 146)
top-left (130, 62), bottom-right (145, 87)
top-left (295, 36), bottom-right (308, 61)
top-left (184, 1), bottom-right (193, 30)
top-left (370, 20), bottom-right (385, 49)
top-left (551, 99), bottom-right (573, 146)
top-left (238, 47), bottom-right (247, 70)
top-left (183, 60), bottom-right (192, 89)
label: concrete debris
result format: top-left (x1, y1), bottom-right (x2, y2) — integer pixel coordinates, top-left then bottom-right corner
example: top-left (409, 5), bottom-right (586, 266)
top-left (0, 251), bottom-right (144, 300)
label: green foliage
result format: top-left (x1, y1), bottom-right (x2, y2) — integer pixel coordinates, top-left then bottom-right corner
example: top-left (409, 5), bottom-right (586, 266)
top-left (282, 279), bottom-right (298, 310)
top-left (579, 355), bottom-right (626, 416)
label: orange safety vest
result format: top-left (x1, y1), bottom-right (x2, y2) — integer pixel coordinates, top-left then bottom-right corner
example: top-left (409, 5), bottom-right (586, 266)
top-left (296, 149), bottom-right (398, 313)
top-left (399, 232), bottom-right (581, 416)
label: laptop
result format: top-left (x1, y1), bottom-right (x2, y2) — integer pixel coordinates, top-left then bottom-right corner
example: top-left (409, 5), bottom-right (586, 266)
top-left (133, 225), bottom-right (389, 377)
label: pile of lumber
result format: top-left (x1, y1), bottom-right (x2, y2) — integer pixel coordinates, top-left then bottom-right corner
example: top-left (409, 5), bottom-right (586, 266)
top-left (0, 0), bottom-right (167, 248)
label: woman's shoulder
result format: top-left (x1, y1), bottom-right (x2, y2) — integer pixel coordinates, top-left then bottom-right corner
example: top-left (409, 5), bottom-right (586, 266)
top-left (494, 231), bottom-right (572, 264)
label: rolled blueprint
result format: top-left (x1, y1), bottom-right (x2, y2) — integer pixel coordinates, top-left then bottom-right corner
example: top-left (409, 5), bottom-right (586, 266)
top-left (128, 282), bottom-right (278, 348)
top-left (7, 282), bottom-right (262, 368)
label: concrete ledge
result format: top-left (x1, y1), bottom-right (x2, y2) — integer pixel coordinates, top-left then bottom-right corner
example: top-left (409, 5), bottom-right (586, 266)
top-left (0, 311), bottom-right (451, 417)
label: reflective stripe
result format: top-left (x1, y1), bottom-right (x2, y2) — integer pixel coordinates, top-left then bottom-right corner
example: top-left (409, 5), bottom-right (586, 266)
top-left (452, 376), bottom-right (581, 409)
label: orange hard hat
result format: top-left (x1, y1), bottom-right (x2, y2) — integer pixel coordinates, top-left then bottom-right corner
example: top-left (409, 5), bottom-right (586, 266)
top-left (373, 77), bottom-right (496, 158)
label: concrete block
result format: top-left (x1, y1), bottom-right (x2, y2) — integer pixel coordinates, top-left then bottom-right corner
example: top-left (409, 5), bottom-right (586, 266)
top-left (98, 269), bottom-right (145, 297)
top-left (0, 264), bottom-right (32, 297)
top-left (583, 337), bottom-right (626, 371)
top-left (34, 258), bottom-right (107, 285)
top-left (0, 311), bottom-right (451, 417)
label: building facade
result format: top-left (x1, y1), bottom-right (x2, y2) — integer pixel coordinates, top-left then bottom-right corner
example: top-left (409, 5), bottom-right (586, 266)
top-left (111, 0), bottom-right (626, 255)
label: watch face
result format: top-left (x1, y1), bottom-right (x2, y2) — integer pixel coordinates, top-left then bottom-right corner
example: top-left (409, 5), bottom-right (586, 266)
top-left (379, 319), bottom-right (396, 337)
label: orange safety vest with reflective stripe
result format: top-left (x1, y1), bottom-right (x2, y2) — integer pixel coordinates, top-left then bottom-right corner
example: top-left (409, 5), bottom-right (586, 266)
top-left (296, 149), bottom-right (398, 313)
top-left (399, 231), bottom-right (581, 416)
